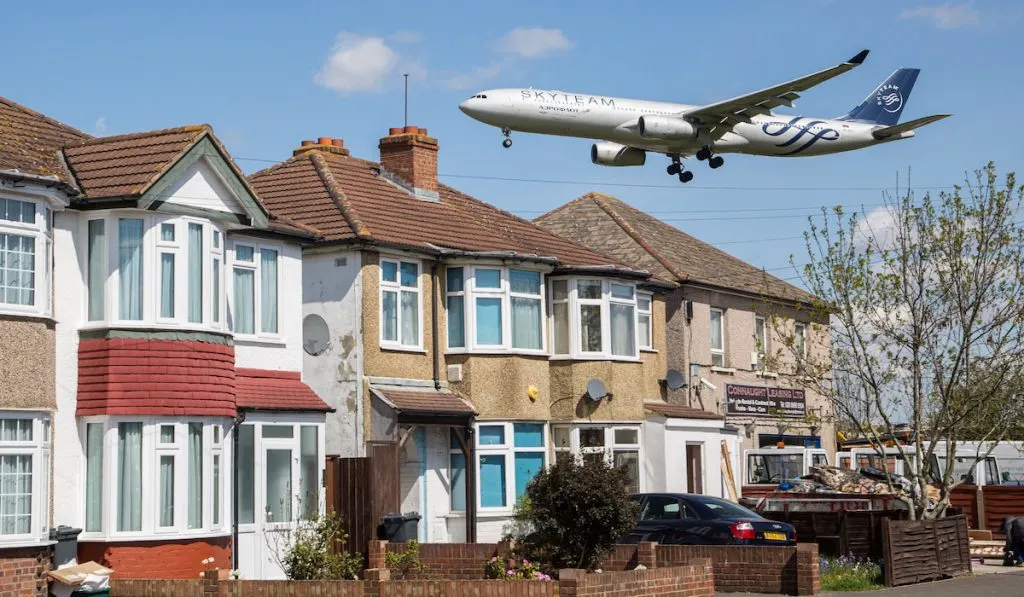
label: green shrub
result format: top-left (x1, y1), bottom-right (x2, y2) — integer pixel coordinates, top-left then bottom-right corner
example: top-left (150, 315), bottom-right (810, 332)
top-left (820, 556), bottom-right (885, 592)
top-left (273, 511), bottom-right (364, 580)
top-left (508, 456), bottom-right (639, 573)
top-left (385, 540), bottom-right (428, 579)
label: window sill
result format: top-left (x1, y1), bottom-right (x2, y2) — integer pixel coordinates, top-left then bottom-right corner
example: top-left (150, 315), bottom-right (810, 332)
top-left (381, 345), bottom-right (427, 354)
top-left (756, 370), bottom-right (780, 379)
top-left (549, 355), bottom-right (643, 363)
top-left (0, 538), bottom-right (55, 549)
top-left (0, 308), bottom-right (52, 321)
top-left (710, 366), bottom-right (736, 375)
top-left (639, 347), bottom-right (658, 354)
top-left (79, 529), bottom-right (232, 543)
top-left (78, 321), bottom-right (231, 336)
top-left (445, 349), bottom-right (549, 358)
top-left (234, 335), bottom-right (286, 347)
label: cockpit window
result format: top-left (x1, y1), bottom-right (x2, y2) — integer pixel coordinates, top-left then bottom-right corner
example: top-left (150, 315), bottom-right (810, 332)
top-left (468, 94), bottom-right (488, 99)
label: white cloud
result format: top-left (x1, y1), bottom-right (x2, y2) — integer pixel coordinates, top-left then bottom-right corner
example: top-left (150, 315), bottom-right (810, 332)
top-left (855, 206), bottom-right (899, 250)
top-left (388, 30), bottom-right (424, 44)
top-left (93, 117), bottom-right (107, 136)
top-left (494, 27), bottom-right (573, 59)
top-left (315, 33), bottom-right (406, 94)
top-left (443, 62), bottom-right (503, 90)
top-left (901, 2), bottom-right (980, 29)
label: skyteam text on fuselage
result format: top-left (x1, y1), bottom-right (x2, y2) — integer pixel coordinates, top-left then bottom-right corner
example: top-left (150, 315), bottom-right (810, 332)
top-left (459, 50), bottom-right (950, 183)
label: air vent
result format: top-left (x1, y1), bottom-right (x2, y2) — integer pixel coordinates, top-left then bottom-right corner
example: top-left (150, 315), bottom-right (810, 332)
top-left (447, 364), bottom-right (463, 383)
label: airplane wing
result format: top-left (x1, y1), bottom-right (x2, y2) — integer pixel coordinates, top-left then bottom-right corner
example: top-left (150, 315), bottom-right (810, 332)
top-left (683, 49), bottom-right (870, 140)
top-left (871, 114), bottom-right (950, 139)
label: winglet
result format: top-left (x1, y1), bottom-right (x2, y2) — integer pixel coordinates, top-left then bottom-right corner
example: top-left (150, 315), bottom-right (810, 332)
top-left (848, 49), bottom-right (870, 65)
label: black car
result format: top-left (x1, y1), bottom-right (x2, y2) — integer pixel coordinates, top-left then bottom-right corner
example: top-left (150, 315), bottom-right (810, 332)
top-left (623, 493), bottom-right (797, 546)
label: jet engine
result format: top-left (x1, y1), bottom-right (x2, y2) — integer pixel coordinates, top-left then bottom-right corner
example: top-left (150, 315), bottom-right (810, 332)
top-left (637, 115), bottom-right (696, 140)
top-left (590, 142), bottom-right (647, 167)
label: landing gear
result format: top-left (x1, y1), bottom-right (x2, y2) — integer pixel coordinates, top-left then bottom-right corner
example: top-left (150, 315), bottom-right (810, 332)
top-left (501, 127), bottom-right (512, 148)
top-left (696, 146), bottom-right (725, 169)
top-left (696, 146), bottom-right (712, 161)
top-left (667, 163), bottom-right (682, 176)
top-left (709, 156), bottom-right (724, 169)
top-left (679, 171), bottom-right (694, 183)
top-left (666, 155), bottom-right (692, 183)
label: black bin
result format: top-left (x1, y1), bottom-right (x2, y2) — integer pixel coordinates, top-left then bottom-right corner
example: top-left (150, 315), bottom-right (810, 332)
top-left (379, 512), bottom-right (421, 542)
top-left (50, 525), bottom-right (83, 567)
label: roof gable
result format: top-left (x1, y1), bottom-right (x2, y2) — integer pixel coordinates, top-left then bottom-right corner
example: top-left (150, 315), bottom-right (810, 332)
top-left (535, 193), bottom-right (816, 303)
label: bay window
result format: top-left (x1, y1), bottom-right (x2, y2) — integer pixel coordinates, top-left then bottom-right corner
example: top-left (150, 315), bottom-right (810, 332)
top-left (84, 214), bottom-right (226, 330)
top-left (230, 240), bottom-right (280, 338)
top-left (81, 419), bottom-right (230, 538)
top-left (381, 258), bottom-right (420, 348)
top-left (0, 196), bottom-right (51, 315)
top-left (475, 422), bottom-right (546, 511)
top-left (710, 308), bottom-right (725, 367)
top-left (445, 265), bottom-right (546, 353)
top-left (549, 424), bottom-right (641, 494)
top-left (550, 278), bottom-right (640, 360)
top-left (0, 414), bottom-right (50, 543)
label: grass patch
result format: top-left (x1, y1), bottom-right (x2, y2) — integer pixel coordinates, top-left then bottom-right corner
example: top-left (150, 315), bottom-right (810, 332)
top-left (820, 556), bottom-right (885, 592)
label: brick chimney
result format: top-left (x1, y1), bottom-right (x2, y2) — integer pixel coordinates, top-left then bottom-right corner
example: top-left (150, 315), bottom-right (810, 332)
top-left (378, 126), bottom-right (439, 201)
top-left (293, 136), bottom-right (349, 157)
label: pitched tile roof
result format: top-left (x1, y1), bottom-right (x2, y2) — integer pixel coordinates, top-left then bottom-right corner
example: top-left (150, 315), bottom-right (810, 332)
top-left (370, 386), bottom-right (476, 416)
top-left (644, 402), bottom-right (725, 420)
top-left (534, 192), bottom-right (815, 303)
top-left (0, 96), bottom-right (89, 181)
top-left (236, 369), bottom-right (332, 412)
top-left (247, 150), bottom-right (643, 272)
top-left (61, 125), bottom-right (210, 199)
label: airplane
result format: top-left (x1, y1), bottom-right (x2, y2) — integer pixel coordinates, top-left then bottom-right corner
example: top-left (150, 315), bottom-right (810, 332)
top-left (458, 50), bottom-right (950, 183)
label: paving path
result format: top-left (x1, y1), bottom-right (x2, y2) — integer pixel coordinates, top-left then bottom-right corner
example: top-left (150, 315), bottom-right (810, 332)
top-left (717, 570), bottom-right (1024, 597)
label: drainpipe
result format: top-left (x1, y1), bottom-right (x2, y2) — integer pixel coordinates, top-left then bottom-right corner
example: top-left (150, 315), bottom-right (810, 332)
top-left (231, 410), bottom-right (247, 572)
top-left (431, 261), bottom-right (441, 390)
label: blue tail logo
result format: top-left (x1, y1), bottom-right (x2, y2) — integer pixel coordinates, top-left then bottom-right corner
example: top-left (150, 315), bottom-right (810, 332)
top-left (839, 68), bottom-right (919, 126)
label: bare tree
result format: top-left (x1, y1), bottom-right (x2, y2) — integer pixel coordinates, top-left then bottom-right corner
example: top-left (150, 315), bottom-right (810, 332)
top-left (770, 163), bottom-right (1024, 519)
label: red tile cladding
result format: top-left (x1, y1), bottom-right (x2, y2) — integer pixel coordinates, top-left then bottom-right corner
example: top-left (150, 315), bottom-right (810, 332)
top-left (76, 338), bottom-right (236, 417)
top-left (77, 536), bottom-right (230, 580)
top-left (235, 368), bottom-right (331, 412)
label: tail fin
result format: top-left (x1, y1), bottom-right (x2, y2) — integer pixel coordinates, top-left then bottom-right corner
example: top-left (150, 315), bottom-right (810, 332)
top-left (838, 68), bottom-right (920, 125)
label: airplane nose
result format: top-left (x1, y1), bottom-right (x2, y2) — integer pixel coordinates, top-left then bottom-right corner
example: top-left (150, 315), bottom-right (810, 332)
top-left (459, 100), bottom-right (471, 115)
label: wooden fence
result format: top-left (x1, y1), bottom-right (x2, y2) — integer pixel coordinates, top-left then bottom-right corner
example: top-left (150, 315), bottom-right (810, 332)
top-left (881, 515), bottom-right (971, 587)
top-left (326, 441), bottom-right (400, 555)
top-left (949, 484), bottom-right (1024, 534)
top-left (761, 509), bottom-right (904, 559)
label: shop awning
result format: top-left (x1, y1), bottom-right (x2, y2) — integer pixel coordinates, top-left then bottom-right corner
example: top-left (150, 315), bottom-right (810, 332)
top-left (370, 386), bottom-right (475, 425)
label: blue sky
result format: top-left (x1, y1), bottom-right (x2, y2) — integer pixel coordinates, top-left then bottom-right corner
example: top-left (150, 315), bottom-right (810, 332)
top-left (4, 1), bottom-right (1020, 285)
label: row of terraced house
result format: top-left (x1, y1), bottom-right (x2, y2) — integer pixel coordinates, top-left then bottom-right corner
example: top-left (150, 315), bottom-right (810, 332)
top-left (0, 96), bottom-right (832, 590)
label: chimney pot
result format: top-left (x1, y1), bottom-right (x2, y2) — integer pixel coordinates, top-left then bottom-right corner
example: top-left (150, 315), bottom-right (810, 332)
top-left (318, 136), bottom-right (333, 145)
top-left (331, 139), bottom-right (344, 147)
top-left (300, 140), bottom-right (314, 147)
top-left (419, 128), bottom-right (428, 135)
top-left (389, 127), bottom-right (403, 135)
top-left (403, 125), bottom-right (419, 134)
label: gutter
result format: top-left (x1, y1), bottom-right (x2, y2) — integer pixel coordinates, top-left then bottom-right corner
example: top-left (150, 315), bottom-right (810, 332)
top-left (553, 264), bottom-right (650, 279)
top-left (0, 169), bottom-right (78, 195)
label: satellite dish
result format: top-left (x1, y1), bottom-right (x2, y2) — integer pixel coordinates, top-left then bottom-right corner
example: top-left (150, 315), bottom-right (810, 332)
top-left (665, 369), bottom-right (686, 391)
top-left (302, 314), bottom-right (331, 356)
top-left (586, 378), bottom-right (608, 401)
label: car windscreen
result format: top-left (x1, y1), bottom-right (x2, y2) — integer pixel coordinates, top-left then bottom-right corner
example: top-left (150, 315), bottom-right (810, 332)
top-left (687, 496), bottom-right (760, 520)
top-left (746, 453), bottom-right (803, 484)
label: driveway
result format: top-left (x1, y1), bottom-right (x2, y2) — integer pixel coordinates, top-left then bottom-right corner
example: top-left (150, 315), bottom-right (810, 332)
top-left (717, 569), bottom-right (1024, 597)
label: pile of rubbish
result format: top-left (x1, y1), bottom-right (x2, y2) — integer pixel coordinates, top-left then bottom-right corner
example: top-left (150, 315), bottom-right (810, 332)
top-left (782, 465), bottom-right (915, 498)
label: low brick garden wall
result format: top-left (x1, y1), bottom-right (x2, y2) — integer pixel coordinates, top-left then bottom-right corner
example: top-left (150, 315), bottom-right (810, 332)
top-left (0, 545), bottom-right (52, 597)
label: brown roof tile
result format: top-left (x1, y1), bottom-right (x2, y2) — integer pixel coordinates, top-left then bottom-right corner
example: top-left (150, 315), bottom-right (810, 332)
top-left (248, 150), bottom-right (642, 271)
top-left (644, 402), bottom-right (725, 420)
top-left (236, 369), bottom-right (332, 412)
top-left (61, 125), bottom-right (209, 199)
top-left (535, 192), bottom-right (815, 303)
top-left (372, 387), bottom-right (475, 415)
top-left (0, 96), bottom-right (90, 181)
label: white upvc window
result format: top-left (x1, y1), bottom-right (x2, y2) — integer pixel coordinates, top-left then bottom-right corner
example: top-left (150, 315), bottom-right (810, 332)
top-left (794, 322), bottom-right (807, 369)
top-left (475, 422), bottom-right (547, 513)
top-left (0, 196), bottom-right (51, 317)
top-left (229, 239), bottom-right (280, 338)
top-left (549, 424), bottom-right (641, 494)
top-left (83, 213), bottom-right (225, 331)
top-left (80, 418), bottom-right (231, 540)
top-left (549, 278), bottom-right (639, 360)
top-left (380, 258), bottom-right (421, 349)
top-left (710, 307), bottom-right (726, 367)
top-left (0, 413), bottom-right (50, 544)
top-left (446, 265), bottom-right (546, 354)
top-left (755, 315), bottom-right (769, 370)
top-left (637, 293), bottom-right (652, 350)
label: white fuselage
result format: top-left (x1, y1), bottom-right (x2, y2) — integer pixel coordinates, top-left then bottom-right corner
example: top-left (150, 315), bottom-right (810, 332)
top-left (460, 88), bottom-right (909, 158)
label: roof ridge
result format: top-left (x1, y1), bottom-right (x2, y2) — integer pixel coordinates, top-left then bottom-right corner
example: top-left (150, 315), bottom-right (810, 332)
top-left (0, 96), bottom-right (91, 140)
top-left (589, 194), bottom-right (688, 281)
top-left (309, 151), bottom-right (372, 240)
top-left (64, 124), bottom-right (210, 148)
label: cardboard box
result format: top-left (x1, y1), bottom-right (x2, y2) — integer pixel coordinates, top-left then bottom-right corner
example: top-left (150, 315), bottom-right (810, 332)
top-left (48, 561), bottom-right (113, 586)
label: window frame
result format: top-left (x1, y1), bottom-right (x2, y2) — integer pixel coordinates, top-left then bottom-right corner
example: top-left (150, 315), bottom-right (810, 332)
top-left (755, 315), bottom-right (769, 370)
top-left (548, 424), bottom-right (642, 494)
top-left (228, 237), bottom-right (282, 341)
top-left (379, 257), bottom-right (423, 350)
top-left (548, 277), bottom-right (641, 362)
top-left (710, 307), bottom-right (726, 368)
top-left (78, 417), bottom-right (232, 541)
top-left (637, 293), bottom-right (653, 351)
top-left (0, 194), bottom-right (52, 317)
top-left (474, 421), bottom-right (548, 515)
top-left (794, 322), bottom-right (807, 362)
top-left (0, 412), bottom-right (50, 545)
top-left (445, 263), bottom-right (548, 355)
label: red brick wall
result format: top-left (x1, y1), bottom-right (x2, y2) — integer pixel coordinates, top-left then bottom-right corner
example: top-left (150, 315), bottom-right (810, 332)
top-left (77, 337), bottom-right (236, 417)
top-left (0, 546), bottom-right (51, 597)
top-left (79, 536), bottom-right (231, 579)
top-left (559, 561), bottom-right (714, 597)
top-left (656, 543), bottom-right (820, 596)
top-left (377, 541), bottom-right (508, 580)
top-left (378, 131), bottom-right (439, 193)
